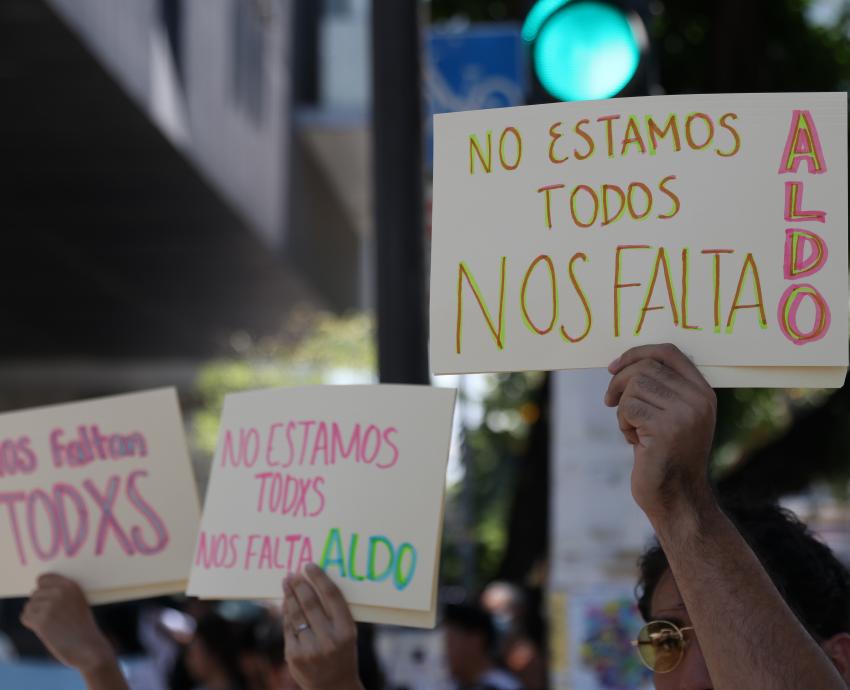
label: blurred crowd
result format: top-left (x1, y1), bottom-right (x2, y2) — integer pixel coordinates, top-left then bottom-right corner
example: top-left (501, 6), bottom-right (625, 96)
top-left (0, 579), bottom-right (546, 690)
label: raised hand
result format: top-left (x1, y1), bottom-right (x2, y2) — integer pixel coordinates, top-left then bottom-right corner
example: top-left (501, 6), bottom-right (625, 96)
top-left (604, 343), bottom-right (717, 524)
top-left (20, 574), bottom-right (129, 690)
top-left (282, 563), bottom-right (364, 690)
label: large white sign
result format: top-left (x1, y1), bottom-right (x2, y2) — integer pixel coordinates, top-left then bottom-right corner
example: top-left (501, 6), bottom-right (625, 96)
top-left (0, 389), bottom-right (200, 603)
top-left (431, 93), bottom-right (848, 387)
top-left (188, 385), bottom-right (456, 628)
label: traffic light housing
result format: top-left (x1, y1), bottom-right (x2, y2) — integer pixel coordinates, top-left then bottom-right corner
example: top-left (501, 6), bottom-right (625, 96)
top-left (523, 0), bottom-right (650, 102)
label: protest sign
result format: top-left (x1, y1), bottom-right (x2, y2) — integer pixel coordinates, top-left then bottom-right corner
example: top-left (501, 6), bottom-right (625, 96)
top-left (430, 93), bottom-right (848, 387)
top-left (0, 388), bottom-right (200, 603)
top-left (187, 385), bottom-right (457, 628)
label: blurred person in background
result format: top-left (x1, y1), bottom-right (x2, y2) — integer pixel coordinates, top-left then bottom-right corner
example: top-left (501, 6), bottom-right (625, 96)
top-left (166, 600), bottom-right (219, 690)
top-left (18, 570), bottom-right (383, 690)
top-left (442, 603), bottom-right (523, 690)
top-left (238, 612), bottom-right (300, 690)
top-left (480, 582), bottom-right (545, 690)
top-left (185, 612), bottom-right (247, 690)
top-left (0, 629), bottom-right (14, 662)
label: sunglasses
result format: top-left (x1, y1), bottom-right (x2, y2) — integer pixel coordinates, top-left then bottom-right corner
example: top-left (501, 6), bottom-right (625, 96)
top-left (632, 620), bottom-right (695, 673)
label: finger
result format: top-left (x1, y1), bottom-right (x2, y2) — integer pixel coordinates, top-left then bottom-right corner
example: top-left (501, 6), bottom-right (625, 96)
top-left (36, 573), bottom-right (71, 589)
top-left (605, 360), bottom-right (700, 409)
top-left (290, 573), bottom-right (333, 638)
top-left (283, 577), bottom-right (311, 634)
top-left (606, 354), bottom-right (709, 408)
top-left (28, 587), bottom-right (58, 603)
top-left (282, 578), bottom-right (308, 657)
top-left (304, 563), bottom-right (354, 632)
top-left (619, 425), bottom-right (639, 445)
top-left (19, 602), bottom-right (44, 629)
top-left (608, 344), bottom-right (708, 389)
top-left (613, 386), bottom-right (648, 440)
top-left (617, 395), bottom-right (662, 443)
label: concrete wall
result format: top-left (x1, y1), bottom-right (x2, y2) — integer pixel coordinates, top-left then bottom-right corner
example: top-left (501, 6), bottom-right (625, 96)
top-left (46, 0), bottom-right (293, 249)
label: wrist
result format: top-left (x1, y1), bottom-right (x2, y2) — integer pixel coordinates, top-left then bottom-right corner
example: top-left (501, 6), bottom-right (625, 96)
top-left (336, 682), bottom-right (365, 690)
top-left (77, 636), bottom-right (118, 676)
top-left (80, 655), bottom-right (124, 687)
top-left (309, 683), bottom-right (363, 690)
top-left (648, 489), bottom-right (722, 541)
top-left (319, 681), bottom-right (364, 690)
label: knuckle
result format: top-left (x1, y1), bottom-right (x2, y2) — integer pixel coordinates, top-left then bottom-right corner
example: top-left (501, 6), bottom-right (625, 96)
top-left (317, 581), bottom-right (339, 601)
top-left (302, 597), bottom-right (321, 614)
top-left (625, 399), bottom-right (650, 420)
top-left (635, 374), bottom-right (653, 391)
top-left (621, 346), bottom-right (638, 361)
top-left (651, 360), bottom-right (673, 379)
top-left (635, 359), bottom-right (654, 373)
top-left (637, 374), bottom-right (671, 399)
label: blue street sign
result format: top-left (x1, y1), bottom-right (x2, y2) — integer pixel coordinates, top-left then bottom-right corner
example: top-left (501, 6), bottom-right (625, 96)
top-left (425, 24), bottom-right (528, 169)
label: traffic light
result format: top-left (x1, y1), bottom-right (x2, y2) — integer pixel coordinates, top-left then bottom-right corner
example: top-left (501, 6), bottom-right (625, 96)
top-left (523, 0), bottom-right (649, 102)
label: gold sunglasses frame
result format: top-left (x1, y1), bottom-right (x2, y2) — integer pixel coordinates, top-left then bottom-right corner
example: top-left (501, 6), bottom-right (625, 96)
top-left (632, 620), bottom-right (695, 674)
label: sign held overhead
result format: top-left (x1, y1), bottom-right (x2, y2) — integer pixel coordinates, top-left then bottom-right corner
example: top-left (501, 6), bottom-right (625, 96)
top-left (430, 93), bottom-right (848, 387)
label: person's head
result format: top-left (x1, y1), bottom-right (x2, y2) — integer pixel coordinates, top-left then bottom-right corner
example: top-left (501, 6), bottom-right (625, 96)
top-left (481, 581), bottom-right (525, 637)
top-left (442, 603), bottom-right (496, 684)
top-left (635, 500), bottom-right (850, 688)
top-left (186, 612), bottom-right (246, 690)
top-left (252, 616), bottom-right (300, 690)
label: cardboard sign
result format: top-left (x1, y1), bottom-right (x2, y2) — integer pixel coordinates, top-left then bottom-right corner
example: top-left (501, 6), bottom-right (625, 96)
top-left (430, 93), bottom-right (848, 387)
top-left (0, 389), bottom-right (200, 603)
top-left (187, 385), bottom-right (456, 628)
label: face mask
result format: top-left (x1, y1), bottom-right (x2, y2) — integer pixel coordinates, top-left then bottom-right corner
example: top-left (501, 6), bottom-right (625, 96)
top-left (493, 613), bottom-right (513, 636)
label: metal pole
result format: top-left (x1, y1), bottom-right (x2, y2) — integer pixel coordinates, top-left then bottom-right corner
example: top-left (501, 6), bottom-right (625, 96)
top-left (371, 0), bottom-right (429, 385)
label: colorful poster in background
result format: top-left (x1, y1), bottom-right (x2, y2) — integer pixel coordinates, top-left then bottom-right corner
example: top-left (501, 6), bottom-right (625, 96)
top-left (431, 93), bottom-right (848, 387)
top-left (0, 389), bottom-right (200, 603)
top-left (550, 585), bottom-right (652, 690)
top-left (187, 385), bottom-right (457, 628)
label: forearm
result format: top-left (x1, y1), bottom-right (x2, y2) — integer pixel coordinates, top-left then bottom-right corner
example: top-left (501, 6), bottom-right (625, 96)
top-left (337, 683), bottom-right (365, 690)
top-left (653, 502), bottom-right (845, 690)
top-left (79, 657), bottom-right (130, 690)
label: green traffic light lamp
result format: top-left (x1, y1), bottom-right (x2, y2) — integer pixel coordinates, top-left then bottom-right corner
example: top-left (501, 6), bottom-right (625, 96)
top-left (523, 0), bottom-right (650, 102)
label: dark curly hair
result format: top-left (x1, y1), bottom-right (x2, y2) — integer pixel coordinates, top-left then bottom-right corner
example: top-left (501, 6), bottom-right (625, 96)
top-left (635, 499), bottom-right (850, 642)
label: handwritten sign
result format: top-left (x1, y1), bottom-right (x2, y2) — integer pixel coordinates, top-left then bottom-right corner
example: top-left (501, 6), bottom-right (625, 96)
top-left (0, 389), bottom-right (200, 603)
top-left (430, 93), bottom-right (848, 387)
top-left (187, 385), bottom-right (456, 628)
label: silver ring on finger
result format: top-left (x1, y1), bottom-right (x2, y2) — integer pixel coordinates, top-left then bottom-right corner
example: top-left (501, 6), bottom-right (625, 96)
top-left (295, 622), bottom-right (310, 636)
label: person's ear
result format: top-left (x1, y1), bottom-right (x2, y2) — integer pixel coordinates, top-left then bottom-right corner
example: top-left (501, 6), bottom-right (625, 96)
top-left (822, 632), bottom-right (850, 681)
